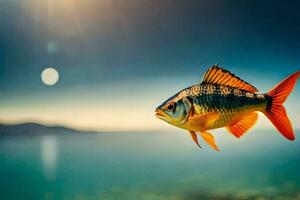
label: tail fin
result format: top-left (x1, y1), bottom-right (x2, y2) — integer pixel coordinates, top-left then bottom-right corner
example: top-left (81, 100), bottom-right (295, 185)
top-left (264, 71), bottom-right (300, 140)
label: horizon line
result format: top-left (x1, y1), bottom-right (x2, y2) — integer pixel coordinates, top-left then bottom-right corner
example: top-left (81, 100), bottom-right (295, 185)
top-left (1, 119), bottom-right (298, 133)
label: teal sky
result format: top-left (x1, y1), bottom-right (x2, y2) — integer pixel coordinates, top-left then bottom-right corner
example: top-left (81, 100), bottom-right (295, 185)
top-left (0, 0), bottom-right (299, 130)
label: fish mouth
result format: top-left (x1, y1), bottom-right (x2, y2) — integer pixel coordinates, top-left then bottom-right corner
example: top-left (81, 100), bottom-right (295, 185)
top-left (155, 109), bottom-right (166, 119)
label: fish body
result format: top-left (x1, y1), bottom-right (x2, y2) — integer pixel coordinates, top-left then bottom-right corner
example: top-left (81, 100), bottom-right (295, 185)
top-left (155, 65), bottom-right (300, 151)
top-left (176, 84), bottom-right (269, 131)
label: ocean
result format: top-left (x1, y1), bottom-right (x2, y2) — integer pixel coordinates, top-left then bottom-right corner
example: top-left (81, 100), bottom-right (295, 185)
top-left (0, 126), bottom-right (299, 200)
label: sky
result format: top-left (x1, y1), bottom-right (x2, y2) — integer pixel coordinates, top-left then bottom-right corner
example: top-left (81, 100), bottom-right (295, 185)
top-left (0, 0), bottom-right (299, 131)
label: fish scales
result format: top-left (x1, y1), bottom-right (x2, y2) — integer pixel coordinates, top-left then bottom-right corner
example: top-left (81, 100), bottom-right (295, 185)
top-left (189, 84), bottom-right (268, 129)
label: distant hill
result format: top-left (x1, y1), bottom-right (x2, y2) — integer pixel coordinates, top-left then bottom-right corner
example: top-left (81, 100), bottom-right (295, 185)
top-left (0, 123), bottom-right (98, 136)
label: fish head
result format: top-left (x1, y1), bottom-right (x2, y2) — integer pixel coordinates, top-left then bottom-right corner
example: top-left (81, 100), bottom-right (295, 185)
top-left (155, 93), bottom-right (192, 128)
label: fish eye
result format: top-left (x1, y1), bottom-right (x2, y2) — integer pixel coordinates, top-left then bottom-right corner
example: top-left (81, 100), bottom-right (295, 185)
top-left (166, 102), bottom-right (176, 111)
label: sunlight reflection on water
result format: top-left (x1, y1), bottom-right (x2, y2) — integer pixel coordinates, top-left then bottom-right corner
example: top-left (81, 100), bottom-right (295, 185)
top-left (41, 135), bottom-right (57, 181)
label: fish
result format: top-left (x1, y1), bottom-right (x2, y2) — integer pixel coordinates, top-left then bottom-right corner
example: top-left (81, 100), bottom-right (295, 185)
top-left (155, 65), bottom-right (300, 151)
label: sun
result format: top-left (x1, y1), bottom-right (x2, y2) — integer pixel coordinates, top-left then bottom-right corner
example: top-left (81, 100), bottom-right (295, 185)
top-left (41, 67), bottom-right (59, 86)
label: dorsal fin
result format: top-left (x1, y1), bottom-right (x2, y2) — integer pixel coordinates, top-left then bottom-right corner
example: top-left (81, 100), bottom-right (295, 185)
top-left (201, 65), bottom-right (258, 93)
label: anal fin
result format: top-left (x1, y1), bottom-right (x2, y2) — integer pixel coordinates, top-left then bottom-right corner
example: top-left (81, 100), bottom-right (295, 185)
top-left (226, 112), bottom-right (258, 138)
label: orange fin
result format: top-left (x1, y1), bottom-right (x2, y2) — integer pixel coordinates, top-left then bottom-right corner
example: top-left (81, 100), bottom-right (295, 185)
top-left (264, 106), bottom-right (294, 140)
top-left (264, 71), bottom-right (300, 140)
top-left (226, 112), bottom-right (258, 138)
top-left (201, 65), bottom-right (258, 92)
top-left (200, 132), bottom-right (220, 151)
top-left (188, 112), bottom-right (219, 131)
top-left (189, 131), bottom-right (201, 148)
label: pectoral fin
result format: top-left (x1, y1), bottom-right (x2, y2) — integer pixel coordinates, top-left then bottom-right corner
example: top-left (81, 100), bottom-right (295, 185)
top-left (188, 112), bottom-right (219, 131)
top-left (200, 132), bottom-right (220, 151)
top-left (189, 131), bottom-right (201, 148)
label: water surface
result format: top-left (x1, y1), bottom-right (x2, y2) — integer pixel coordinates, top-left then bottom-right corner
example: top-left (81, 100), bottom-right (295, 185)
top-left (0, 128), bottom-right (299, 200)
